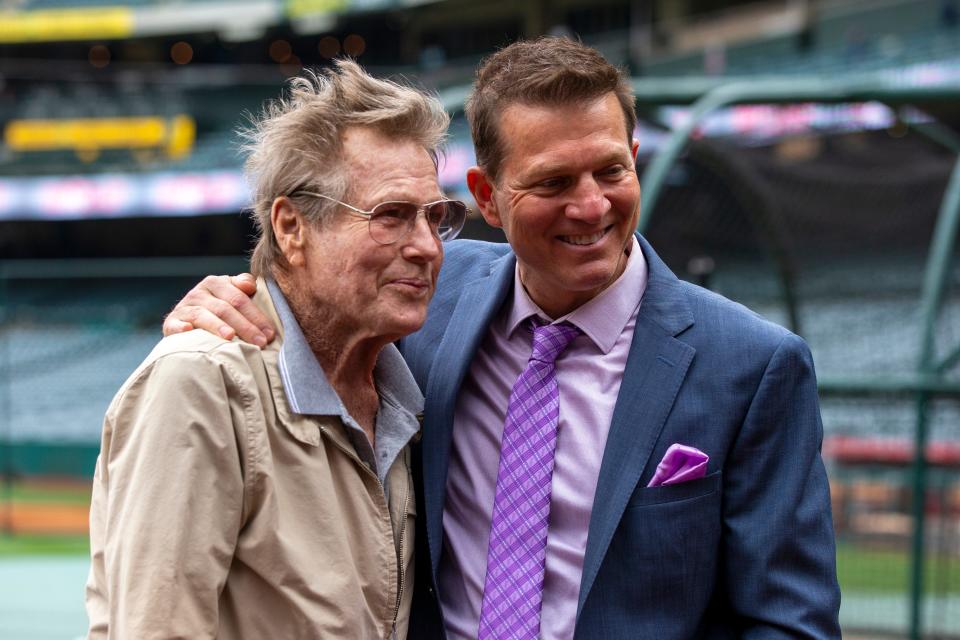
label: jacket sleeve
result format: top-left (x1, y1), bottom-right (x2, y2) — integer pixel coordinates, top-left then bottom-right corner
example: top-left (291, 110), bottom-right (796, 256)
top-left (86, 349), bottom-right (247, 639)
top-left (722, 332), bottom-right (841, 638)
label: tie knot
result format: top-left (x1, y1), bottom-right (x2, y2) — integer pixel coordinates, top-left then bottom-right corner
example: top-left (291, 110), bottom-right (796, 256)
top-left (529, 319), bottom-right (581, 364)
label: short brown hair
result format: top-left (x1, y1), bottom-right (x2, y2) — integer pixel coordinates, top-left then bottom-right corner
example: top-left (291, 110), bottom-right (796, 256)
top-left (243, 59), bottom-right (449, 277)
top-left (465, 36), bottom-right (637, 180)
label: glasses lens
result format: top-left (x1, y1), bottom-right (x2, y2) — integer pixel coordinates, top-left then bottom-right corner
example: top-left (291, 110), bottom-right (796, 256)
top-left (427, 200), bottom-right (467, 241)
top-left (368, 200), bottom-right (468, 244)
top-left (369, 202), bottom-right (419, 244)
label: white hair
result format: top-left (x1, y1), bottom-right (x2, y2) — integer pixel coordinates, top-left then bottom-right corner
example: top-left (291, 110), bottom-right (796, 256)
top-left (242, 58), bottom-right (449, 276)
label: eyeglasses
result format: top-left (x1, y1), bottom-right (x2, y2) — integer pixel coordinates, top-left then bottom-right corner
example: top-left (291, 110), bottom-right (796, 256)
top-left (290, 190), bottom-right (468, 245)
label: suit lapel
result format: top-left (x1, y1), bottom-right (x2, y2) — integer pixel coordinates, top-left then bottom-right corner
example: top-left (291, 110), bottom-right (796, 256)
top-left (577, 235), bottom-right (696, 616)
top-left (422, 251), bottom-right (516, 576)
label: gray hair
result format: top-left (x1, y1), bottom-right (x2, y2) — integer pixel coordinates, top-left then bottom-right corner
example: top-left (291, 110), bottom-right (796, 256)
top-left (242, 58), bottom-right (450, 276)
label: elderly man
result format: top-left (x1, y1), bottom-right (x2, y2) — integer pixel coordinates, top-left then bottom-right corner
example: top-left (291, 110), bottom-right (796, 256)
top-left (165, 38), bottom-right (841, 639)
top-left (86, 60), bottom-right (466, 638)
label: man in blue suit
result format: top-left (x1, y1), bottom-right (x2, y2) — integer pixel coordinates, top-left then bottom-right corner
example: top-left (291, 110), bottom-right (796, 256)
top-left (166, 37), bottom-right (839, 638)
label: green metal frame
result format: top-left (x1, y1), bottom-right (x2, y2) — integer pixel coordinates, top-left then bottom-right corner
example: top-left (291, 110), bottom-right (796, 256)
top-left (633, 73), bottom-right (960, 640)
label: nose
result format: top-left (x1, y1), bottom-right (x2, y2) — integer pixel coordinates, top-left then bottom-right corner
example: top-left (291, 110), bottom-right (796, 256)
top-left (401, 210), bottom-right (442, 263)
top-left (565, 176), bottom-right (609, 223)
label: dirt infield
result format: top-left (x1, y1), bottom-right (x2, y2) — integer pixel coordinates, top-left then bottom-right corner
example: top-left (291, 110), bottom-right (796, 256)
top-left (4, 503), bottom-right (89, 535)
top-left (1, 478), bottom-right (91, 536)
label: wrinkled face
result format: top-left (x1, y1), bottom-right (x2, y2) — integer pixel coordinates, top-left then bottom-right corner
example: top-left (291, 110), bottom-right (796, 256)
top-left (298, 127), bottom-right (444, 341)
top-left (472, 93), bottom-right (640, 318)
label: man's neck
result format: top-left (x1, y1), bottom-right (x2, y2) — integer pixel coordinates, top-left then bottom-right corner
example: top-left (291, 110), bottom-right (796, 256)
top-left (274, 274), bottom-right (383, 441)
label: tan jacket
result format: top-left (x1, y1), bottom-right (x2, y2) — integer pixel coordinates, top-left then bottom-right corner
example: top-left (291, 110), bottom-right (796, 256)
top-left (86, 285), bottom-right (416, 639)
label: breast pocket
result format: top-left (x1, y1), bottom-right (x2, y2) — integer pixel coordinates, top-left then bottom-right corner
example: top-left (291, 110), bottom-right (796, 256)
top-left (602, 471), bottom-right (723, 620)
top-left (626, 469), bottom-right (722, 509)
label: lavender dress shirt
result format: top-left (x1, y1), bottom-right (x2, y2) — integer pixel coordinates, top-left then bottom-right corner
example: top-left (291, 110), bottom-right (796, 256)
top-left (438, 237), bottom-right (648, 640)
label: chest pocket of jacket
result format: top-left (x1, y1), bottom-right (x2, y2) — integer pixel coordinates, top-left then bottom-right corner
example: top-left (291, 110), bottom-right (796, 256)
top-left (602, 471), bottom-right (722, 623)
top-left (625, 469), bottom-right (721, 509)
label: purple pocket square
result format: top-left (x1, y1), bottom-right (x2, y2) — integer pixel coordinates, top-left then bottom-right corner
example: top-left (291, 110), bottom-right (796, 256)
top-left (647, 443), bottom-right (709, 487)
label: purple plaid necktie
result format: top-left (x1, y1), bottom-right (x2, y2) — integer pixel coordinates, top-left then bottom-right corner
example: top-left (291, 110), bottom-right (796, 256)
top-left (478, 319), bottom-right (581, 640)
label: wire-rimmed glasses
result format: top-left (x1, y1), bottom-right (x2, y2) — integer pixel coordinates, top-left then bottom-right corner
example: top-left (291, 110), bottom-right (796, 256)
top-left (290, 190), bottom-right (468, 245)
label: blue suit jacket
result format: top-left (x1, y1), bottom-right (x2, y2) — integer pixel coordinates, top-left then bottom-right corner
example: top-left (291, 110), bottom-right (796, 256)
top-left (401, 234), bottom-right (841, 639)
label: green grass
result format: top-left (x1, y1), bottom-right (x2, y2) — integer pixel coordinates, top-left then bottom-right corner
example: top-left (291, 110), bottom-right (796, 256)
top-left (2, 482), bottom-right (960, 588)
top-left (838, 542), bottom-right (960, 594)
top-left (0, 533), bottom-right (89, 556)
top-left (2, 480), bottom-right (91, 505)
top-left (0, 479), bottom-right (92, 556)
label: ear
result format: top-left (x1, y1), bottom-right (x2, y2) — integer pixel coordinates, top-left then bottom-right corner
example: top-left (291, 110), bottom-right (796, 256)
top-left (271, 197), bottom-right (307, 268)
top-left (466, 166), bottom-right (503, 229)
top-left (631, 138), bottom-right (640, 162)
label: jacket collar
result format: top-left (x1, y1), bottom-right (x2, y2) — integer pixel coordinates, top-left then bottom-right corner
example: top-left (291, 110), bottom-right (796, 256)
top-left (576, 233), bottom-right (696, 616)
top-left (251, 280), bottom-right (326, 448)
top-left (422, 234), bottom-right (697, 585)
top-left (253, 278), bottom-right (423, 470)
top-left (421, 249), bottom-right (517, 574)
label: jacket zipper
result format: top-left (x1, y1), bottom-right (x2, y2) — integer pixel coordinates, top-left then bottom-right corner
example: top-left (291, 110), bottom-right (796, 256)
top-left (390, 478), bottom-right (411, 638)
top-left (317, 425), bottom-right (409, 640)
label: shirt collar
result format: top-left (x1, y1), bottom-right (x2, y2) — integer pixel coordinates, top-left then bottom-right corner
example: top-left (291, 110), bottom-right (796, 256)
top-left (266, 278), bottom-right (424, 420)
top-left (506, 236), bottom-right (647, 354)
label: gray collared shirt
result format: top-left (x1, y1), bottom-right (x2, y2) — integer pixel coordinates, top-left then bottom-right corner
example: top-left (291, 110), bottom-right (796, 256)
top-left (267, 278), bottom-right (423, 486)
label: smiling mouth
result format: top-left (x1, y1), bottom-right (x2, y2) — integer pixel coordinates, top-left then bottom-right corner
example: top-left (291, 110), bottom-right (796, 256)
top-left (558, 226), bottom-right (612, 246)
